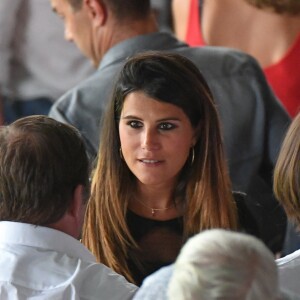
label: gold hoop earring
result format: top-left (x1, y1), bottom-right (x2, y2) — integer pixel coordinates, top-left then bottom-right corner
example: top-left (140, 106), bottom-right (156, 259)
top-left (119, 147), bottom-right (124, 160)
top-left (190, 147), bottom-right (195, 165)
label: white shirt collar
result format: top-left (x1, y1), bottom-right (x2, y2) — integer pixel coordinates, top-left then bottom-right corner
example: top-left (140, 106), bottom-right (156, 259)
top-left (0, 221), bottom-right (96, 263)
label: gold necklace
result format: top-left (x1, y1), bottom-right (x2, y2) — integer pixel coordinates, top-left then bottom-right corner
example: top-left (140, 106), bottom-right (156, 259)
top-left (136, 198), bottom-right (175, 217)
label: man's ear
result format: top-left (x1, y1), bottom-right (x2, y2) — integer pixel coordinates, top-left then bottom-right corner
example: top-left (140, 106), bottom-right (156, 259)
top-left (48, 185), bottom-right (85, 238)
top-left (68, 184), bottom-right (84, 221)
top-left (84, 0), bottom-right (107, 27)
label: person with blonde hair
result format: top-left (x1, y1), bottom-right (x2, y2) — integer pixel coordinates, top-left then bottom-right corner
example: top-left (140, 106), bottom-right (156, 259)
top-left (82, 51), bottom-right (260, 285)
top-left (168, 229), bottom-right (279, 300)
top-left (135, 229), bottom-right (297, 300)
top-left (275, 113), bottom-right (300, 294)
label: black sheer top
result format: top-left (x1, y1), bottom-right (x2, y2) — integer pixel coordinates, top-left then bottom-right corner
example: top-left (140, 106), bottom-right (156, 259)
top-left (126, 192), bottom-right (260, 286)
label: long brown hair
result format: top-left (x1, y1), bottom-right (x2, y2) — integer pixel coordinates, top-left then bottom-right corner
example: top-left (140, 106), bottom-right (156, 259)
top-left (274, 113), bottom-right (300, 225)
top-left (83, 52), bottom-right (238, 283)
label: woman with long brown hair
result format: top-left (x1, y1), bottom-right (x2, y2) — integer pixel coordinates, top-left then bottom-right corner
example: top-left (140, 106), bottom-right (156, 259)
top-left (83, 52), bottom-right (257, 285)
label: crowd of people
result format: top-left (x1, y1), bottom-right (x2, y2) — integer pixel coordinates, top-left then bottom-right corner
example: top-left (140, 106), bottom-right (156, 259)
top-left (0, 0), bottom-right (299, 299)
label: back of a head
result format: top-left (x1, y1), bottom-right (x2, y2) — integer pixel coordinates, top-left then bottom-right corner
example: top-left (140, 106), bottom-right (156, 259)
top-left (68, 0), bottom-right (151, 20)
top-left (274, 113), bottom-right (300, 226)
top-left (168, 229), bottom-right (278, 300)
top-left (0, 115), bottom-right (89, 226)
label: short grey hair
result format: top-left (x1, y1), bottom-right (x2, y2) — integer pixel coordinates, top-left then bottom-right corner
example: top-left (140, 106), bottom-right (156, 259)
top-left (168, 229), bottom-right (279, 300)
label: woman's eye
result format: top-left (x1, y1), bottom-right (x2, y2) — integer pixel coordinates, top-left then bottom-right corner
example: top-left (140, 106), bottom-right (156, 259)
top-left (127, 121), bottom-right (143, 128)
top-left (158, 123), bottom-right (175, 130)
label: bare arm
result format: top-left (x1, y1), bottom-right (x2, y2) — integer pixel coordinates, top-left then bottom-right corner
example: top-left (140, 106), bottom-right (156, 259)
top-left (171, 0), bottom-right (191, 41)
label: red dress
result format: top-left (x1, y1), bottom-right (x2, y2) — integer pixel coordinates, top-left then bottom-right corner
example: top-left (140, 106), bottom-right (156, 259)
top-left (186, 0), bottom-right (300, 117)
top-left (264, 34), bottom-right (300, 118)
top-left (186, 0), bottom-right (204, 47)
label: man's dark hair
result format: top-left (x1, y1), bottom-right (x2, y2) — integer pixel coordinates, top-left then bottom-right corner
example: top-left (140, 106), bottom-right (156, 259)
top-left (0, 115), bottom-right (89, 225)
top-left (68, 0), bottom-right (151, 20)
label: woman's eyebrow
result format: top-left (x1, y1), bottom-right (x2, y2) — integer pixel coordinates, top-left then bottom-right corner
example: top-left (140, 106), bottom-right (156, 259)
top-left (121, 115), bottom-right (142, 120)
top-left (121, 115), bottom-right (181, 122)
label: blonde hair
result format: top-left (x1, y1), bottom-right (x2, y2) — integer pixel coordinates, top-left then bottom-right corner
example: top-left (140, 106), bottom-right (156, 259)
top-left (83, 52), bottom-right (238, 283)
top-left (168, 229), bottom-right (279, 300)
top-left (274, 113), bottom-right (300, 225)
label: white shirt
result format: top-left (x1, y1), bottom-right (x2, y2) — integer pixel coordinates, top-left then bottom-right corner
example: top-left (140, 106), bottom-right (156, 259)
top-left (133, 265), bottom-right (172, 300)
top-left (0, 221), bottom-right (137, 299)
top-left (0, 0), bottom-right (93, 100)
top-left (134, 264), bottom-right (300, 300)
top-left (277, 249), bottom-right (300, 295)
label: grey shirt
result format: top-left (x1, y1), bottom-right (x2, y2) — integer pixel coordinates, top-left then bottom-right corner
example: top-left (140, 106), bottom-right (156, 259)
top-left (0, 0), bottom-right (93, 100)
top-left (50, 32), bottom-right (290, 251)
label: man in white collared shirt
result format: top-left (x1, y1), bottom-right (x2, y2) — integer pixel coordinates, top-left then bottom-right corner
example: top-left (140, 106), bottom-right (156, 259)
top-left (0, 115), bottom-right (137, 299)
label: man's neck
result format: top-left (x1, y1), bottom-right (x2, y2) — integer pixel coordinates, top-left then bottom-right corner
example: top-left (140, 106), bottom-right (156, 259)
top-left (95, 15), bottom-right (158, 66)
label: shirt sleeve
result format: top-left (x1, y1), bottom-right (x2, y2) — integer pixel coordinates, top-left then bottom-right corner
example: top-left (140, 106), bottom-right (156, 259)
top-left (0, 0), bottom-right (23, 92)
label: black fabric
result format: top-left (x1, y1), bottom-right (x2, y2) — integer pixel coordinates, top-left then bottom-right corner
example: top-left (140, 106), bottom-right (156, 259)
top-left (234, 191), bottom-right (260, 237)
top-left (127, 192), bottom-right (261, 286)
top-left (127, 210), bottom-right (183, 286)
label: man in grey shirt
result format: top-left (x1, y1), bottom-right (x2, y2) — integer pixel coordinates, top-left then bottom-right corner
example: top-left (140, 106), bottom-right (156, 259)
top-left (49, 0), bottom-right (290, 253)
top-left (0, 0), bottom-right (93, 123)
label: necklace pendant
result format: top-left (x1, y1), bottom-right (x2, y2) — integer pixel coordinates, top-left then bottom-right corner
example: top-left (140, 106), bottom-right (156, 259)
top-left (151, 209), bottom-right (155, 216)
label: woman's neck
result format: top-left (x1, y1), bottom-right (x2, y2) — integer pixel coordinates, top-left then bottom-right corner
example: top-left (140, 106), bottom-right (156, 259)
top-left (137, 183), bottom-right (174, 208)
top-left (128, 182), bottom-right (183, 220)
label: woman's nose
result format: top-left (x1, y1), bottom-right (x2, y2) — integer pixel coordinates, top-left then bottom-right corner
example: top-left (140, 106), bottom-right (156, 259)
top-left (141, 129), bottom-right (161, 150)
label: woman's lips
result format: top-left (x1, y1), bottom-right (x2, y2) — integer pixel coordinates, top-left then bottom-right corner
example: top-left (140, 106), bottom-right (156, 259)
top-left (138, 159), bottom-right (164, 165)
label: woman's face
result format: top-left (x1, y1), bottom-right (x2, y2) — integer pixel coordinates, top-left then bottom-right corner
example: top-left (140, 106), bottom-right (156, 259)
top-left (119, 91), bottom-right (197, 188)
